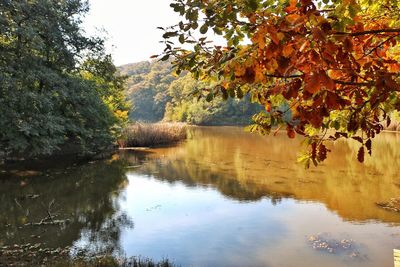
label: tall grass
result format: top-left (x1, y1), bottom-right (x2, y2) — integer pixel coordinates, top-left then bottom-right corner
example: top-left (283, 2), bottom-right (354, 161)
top-left (118, 123), bottom-right (187, 148)
top-left (382, 118), bottom-right (400, 131)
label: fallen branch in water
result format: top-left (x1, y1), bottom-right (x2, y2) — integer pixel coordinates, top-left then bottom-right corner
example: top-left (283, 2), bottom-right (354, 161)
top-left (41, 199), bottom-right (56, 224)
top-left (24, 219), bottom-right (71, 227)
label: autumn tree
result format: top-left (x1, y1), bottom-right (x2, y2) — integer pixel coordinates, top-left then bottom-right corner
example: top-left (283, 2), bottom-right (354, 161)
top-left (158, 0), bottom-right (400, 166)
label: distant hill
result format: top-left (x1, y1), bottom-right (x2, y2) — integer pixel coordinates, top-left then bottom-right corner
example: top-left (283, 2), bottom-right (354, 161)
top-left (118, 60), bottom-right (262, 125)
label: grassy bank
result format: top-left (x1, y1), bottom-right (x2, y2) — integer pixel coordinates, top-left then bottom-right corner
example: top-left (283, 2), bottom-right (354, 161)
top-left (118, 123), bottom-right (187, 148)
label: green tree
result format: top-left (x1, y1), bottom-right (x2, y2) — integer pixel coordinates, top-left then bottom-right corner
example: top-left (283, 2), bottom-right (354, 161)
top-left (164, 73), bottom-right (261, 125)
top-left (120, 60), bottom-right (175, 122)
top-left (120, 60), bottom-right (261, 125)
top-left (0, 0), bottom-right (129, 158)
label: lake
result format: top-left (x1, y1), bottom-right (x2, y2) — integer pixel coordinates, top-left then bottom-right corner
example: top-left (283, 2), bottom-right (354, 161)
top-left (1, 126), bottom-right (400, 267)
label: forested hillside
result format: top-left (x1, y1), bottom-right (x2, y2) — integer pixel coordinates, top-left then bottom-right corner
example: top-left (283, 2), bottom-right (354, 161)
top-left (119, 60), bottom-right (262, 125)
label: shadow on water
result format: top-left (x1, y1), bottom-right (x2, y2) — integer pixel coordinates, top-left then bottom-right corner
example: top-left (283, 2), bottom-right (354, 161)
top-left (0, 156), bottom-right (133, 255)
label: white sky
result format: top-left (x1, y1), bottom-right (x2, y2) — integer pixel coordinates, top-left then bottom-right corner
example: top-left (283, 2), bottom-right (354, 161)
top-left (84, 0), bottom-right (180, 66)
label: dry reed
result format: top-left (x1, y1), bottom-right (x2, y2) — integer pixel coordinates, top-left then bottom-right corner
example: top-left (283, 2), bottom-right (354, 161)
top-left (382, 118), bottom-right (400, 132)
top-left (118, 123), bottom-right (187, 148)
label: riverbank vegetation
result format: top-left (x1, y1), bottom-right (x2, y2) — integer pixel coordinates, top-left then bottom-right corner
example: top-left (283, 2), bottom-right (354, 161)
top-left (0, 1), bottom-right (129, 161)
top-left (119, 123), bottom-right (187, 148)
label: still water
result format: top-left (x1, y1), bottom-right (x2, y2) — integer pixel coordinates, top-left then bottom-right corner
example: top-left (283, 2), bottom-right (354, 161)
top-left (1, 127), bottom-right (400, 266)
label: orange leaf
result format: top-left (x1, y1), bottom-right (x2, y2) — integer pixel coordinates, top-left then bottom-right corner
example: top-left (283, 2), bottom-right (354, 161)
top-left (309, 50), bottom-right (320, 64)
top-left (282, 44), bottom-right (295, 57)
top-left (343, 38), bottom-right (354, 52)
top-left (312, 28), bottom-right (326, 42)
top-left (304, 73), bottom-right (321, 94)
top-left (248, 14), bottom-right (257, 24)
top-left (286, 14), bottom-right (301, 24)
top-left (265, 102), bottom-right (271, 112)
top-left (319, 70), bottom-right (336, 91)
top-left (325, 91), bottom-right (340, 109)
top-left (285, 0), bottom-right (298, 13)
top-left (270, 32), bottom-right (284, 45)
top-left (389, 63), bottom-right (400, 73)
top-left (290, 103), bottom-right (300, 118)
top-left (287, 126), bottom-right (296, 139)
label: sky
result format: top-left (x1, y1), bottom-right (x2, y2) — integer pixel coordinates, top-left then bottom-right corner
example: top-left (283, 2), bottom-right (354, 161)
top-left (84, 0), bottom-right (180, 66)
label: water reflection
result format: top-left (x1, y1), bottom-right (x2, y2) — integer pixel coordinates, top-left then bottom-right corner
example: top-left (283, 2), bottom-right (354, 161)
top-left (0, 157), bottom-right (133, 255)
top-left (122, 127), bottom-right (400, 224)
top-left (1, 127), bottom-right (400, 267)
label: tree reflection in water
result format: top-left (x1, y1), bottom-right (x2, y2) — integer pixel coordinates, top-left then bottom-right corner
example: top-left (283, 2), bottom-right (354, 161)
top-left (0, 156), bottom-right (133, 256)
top-left (121, 126), bottom-right (400, 224)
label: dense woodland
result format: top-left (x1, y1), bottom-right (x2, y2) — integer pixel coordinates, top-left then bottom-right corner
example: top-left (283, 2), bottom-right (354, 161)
top-left (119, 60), bottom-right (262, 125)
top-left (119, 61), bottom-right (260, 125)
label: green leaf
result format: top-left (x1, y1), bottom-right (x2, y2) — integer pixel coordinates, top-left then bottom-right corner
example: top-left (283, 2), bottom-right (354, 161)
top-left (206, 92), bottom-right (214, 102)
top-left (179, 34), bottom-right (185, 44)
top-left (200, 24), bottom-right (208, 34)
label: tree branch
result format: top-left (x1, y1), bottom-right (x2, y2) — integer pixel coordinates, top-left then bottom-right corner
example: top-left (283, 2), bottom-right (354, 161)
top-left (264, 74), bottom-right (373, 86)
top-left (361, 33), bottom-right (400, 59)
top-left (265, 74), bottom-right (302, 78)
top-left (334, 29), bottom-right (400, 36)
top-left (334, 80), bottom-right (373, 86)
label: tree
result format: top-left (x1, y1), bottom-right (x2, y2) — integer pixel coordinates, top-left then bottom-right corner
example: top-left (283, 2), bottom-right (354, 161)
top-left (119, 60), bottom-right (175, 122)
top-left (119, 60), bottom-right (261, 125)
top-left (158, 0), bottom-right (400, 166)
top-left (0, 0), bottom-right (129, 157)
top-left (164, 73), bottom-right (262, 125)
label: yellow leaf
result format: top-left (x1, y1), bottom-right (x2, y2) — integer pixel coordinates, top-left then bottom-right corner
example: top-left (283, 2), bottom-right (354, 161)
top-left (286, 14), bottom-right (301, 24)
top-left (265, 58), bottom-right (278, 72)
top-left (234, 64), bottom-right (246, 76)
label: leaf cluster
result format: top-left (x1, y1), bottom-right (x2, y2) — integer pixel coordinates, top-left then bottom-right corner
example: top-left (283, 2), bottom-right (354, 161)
top-left (159, 0), bottom-right (400, 166)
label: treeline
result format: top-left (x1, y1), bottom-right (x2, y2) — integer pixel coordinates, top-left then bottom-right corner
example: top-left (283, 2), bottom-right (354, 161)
top-left (119, 60), bottom-right (262, 125)
top-left (0, 1), bottom-right (129, 158)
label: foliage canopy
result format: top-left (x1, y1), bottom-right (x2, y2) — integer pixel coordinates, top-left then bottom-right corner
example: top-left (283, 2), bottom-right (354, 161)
top-left (0, 0), bottom-right (129, 157)
top-left (159, 0), bottom-right (400, 166)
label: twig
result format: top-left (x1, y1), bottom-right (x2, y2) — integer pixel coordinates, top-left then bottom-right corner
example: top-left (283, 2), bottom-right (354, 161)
top-left (14, 198), bottom-right (23, 209)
